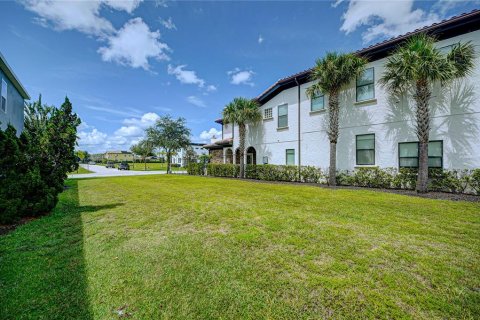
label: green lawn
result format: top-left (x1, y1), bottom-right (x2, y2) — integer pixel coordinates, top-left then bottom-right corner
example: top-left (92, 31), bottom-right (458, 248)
top-left (68, 166), bottom-right (93, 174)
top-left (129, 162), bottom-right (182, 171)
top-left (1, 175), bottom-right (479, 319)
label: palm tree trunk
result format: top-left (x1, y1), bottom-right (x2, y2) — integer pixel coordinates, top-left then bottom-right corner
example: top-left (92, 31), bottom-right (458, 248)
top-left (328, 91), bottom-right (340, 186)
top-left (239, 124), bottom-right (246, 178)
top-left (414, 80), bottom-right (431, 193)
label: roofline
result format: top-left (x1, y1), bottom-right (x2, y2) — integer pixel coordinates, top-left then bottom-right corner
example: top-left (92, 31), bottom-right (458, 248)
top-left (256, 9), bottom-right (480, 105)
top-left (0, 51), bottom-right (30, 100)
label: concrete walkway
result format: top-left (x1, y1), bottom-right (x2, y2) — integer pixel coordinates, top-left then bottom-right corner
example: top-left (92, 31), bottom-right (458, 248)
top-left (68, 164), bottom-right (179, 179)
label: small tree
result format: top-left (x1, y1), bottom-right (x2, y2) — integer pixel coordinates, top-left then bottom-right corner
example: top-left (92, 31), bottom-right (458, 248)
top-left (222, 97), bottom-right (262, 178)
top-left (130, 140), bottom-right (154, 171)
top-left (183, 146), bottom-right (198, 167)
top-left (306, 52), bottom-right (367, 186)
top-left (380, 34), bottom-right (475, 192)
top-left (146, 115), bottom-right (191, 174)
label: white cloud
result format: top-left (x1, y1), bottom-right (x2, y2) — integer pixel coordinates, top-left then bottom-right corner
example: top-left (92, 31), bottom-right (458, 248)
top-left (258, 34), bottom-right (264, 44)
top-left (186, 96), bottom-right (206, 108)
top-left (228, 68), bottom-right (255, 86)
top-left (339, 0), bottom-right (441, 43)
top-left (123, 112), bottom-right (160, 128)
top-left (22, 0), bottom-right (142, 37)
top-left (86, 105), bottom-right (141, 118)
top-left (77, 113), bottom-right (159, 153)
top-left (114, 125), bottom-right (143, 137)
top-left (206, 85), bottom-right (217, 92)
top-left (167, 64), bottom-right (205, 87)
top-left (159, 17), bottom-right (176, 30)
top-left (199, 128), bottom-right (222, 141)
top-left (98, 18), bottom-right (170, 70)
top-left (104, 0), bottom-right (142, 13)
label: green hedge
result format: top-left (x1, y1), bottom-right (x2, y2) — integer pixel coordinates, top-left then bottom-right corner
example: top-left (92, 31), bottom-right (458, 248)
top-left (187, 163), bottom-right (480, 195)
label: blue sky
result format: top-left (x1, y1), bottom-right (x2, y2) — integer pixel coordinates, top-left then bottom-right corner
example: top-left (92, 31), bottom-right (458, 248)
top-left (1, 0), bottom-right (478, 153)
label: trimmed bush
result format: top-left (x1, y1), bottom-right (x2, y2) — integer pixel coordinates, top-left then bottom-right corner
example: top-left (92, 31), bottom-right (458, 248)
top-left (187, 162), bottom-right (480, 195)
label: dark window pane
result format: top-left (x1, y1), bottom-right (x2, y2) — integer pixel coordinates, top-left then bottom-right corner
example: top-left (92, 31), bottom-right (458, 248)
top-left (357, 150), bottom-right (375, 165)
top-left (400, 158), bottom-right (419, 167)
top-left (399, 143), bottom-right (418, 157)
top-left (357, 68), bottom-right (374, 86)
top-left (428, 141), bottom-right (442, 157)
top-left (311, 95), bottom-right (324, 111)
top-left (356, 84), bottom-right (375, 101)
top-left (428, 157), bottom-right (442, 168)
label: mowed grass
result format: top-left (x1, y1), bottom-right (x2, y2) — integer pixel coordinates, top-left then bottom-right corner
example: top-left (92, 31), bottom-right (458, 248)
top-left (129, 162), bottom-right (182, 171)
top-left (1, 175), bottom-right (479, 319)
top-left (68, 166), bottom-right (93, 174)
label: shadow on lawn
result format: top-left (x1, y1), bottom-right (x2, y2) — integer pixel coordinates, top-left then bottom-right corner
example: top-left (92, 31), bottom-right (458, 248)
top-left (0, 180), bottom-right (123, 319)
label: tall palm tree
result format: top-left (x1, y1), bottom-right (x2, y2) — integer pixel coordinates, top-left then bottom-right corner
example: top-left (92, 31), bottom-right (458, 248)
top-left (306, 52), bottom-right (368, 186)
top-left (380, 34), bottom-right (475, 193)
top-left (222, 97), bottom-right (262, 178)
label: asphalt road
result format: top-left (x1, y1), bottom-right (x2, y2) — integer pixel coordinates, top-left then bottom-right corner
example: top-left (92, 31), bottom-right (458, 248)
top-left (68, 164), bottom-right (178, 179)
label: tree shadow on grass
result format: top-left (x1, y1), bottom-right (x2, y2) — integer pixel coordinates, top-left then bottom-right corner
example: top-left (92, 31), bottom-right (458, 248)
top-left (0, 179), bottom-right (123, 319)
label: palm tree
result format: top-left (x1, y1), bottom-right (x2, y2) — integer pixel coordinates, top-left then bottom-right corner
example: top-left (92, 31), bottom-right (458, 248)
top-left (306, 52), bottom-right (368, 186)
top-left (380, 34), bottom-right (475, 193)
top-left (222, 97), bottom-right (262, 178)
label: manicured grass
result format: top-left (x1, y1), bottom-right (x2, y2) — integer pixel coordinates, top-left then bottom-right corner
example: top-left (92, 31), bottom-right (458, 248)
top-left (129, 162), bottom-right (182, 171)
top-left (68, 166), bottom-right (93, 174)
top-left (1, 175), bottom-right (479, 319)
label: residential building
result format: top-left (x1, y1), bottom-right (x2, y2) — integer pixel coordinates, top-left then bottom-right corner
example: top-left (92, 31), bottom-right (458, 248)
top-left (171, 143), bottom-right (208, 167)
top-left (0, 51), bottom-right (30, 134)
top-left (104, 150), bottom-right (134, 162)
top-left (205, 10), bottom-right (480, 171)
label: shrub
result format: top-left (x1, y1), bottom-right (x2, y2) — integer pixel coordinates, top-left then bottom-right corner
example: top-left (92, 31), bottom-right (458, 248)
top-left (300, 166), bottom-right (324, 183)
top-left (207, 164), bottom-right (239, 177)
top-left (187, 163), bottom-right (204, 176)
top-left (470, 169), bottom-right (480, 195)
top-left (392, 168), bottom-right (417, 190)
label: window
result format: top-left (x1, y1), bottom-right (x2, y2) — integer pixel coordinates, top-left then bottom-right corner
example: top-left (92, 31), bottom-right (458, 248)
top-left (278, 104), bottom-right (288, 128)
top-left (399, 141), bottom-right (443, 168)
top-left (286, 149), bottom-right (295, 165)
top-left (264, 107), bottom-right (273, 119)
top-left (311, 94), bottom-right (325, 112)
top-left (356, 134), bottom-right (375, 165)
top-left (1, 79), bottom-right (7, 113)
top-left (262, 156), bottom-right (268, 164)
top-left (356, 67), bottom-right (375, 102)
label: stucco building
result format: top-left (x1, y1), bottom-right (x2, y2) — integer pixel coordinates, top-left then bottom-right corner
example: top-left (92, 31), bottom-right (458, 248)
top-left (205, 10), bottom-right (480, 171)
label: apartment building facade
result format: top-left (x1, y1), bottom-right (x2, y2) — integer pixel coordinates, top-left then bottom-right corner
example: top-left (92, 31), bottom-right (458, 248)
top-left (205, 10), bottom-right (480, 171)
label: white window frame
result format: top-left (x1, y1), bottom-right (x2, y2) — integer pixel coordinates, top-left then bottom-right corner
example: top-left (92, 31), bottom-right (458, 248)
top-left (277, 104), bottom-right (288, 128)
top-left (263, 107), bottom-right (273, 120)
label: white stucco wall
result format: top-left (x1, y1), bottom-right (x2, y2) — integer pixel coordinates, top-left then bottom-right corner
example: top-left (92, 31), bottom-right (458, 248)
top-left (229, 30), bottom-right (480, 170)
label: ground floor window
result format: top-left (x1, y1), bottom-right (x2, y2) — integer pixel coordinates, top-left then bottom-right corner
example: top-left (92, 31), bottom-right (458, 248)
top-left (356, 134), bottom-right (375, 165)
top-left (286, 149), bottom-right (295, 165)
top-left (399, 140), bottom-right (443, 168)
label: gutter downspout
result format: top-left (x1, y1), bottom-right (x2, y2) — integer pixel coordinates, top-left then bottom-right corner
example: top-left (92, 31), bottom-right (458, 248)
top-left (295, 77), bottom-right (301, 181)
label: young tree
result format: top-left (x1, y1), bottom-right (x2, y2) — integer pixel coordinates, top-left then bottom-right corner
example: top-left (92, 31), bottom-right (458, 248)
top-left (146, 115), bottom-right (191, 174)
top-left (222, 97), bottom-right (262, 178)
top-left (380, 34), bottom-right (475, 192)
top-left (21, 96), bottom-right (80, 213)
top-left (306, 52), bottom-right (367, 186)
top-left (130, 140), bottom-right (154, 171)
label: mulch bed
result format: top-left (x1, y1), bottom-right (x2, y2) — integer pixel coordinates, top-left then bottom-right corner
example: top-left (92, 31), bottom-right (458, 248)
top-left (0, 217), bottom-right (37, 236)
top-left (200, 175), bottom-right (480, 203)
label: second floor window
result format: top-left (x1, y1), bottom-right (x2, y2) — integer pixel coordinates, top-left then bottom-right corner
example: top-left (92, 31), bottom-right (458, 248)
top-left (356, 67), bottom-right (375, 102)
top-left (278, 104), bottom-right (288, 128)
top-left (311, 94), bottom-right (325, 112)
top-left (264, 107), bottom-right (272, 119)
top-left (1, 79), bottom-right (7, 113)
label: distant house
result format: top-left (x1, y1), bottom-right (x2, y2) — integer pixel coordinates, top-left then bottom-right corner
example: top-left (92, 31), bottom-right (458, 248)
top-left (171, 143), bottom-right (208, 167)
top-left (104, 150), bottom-right (134, 162)
top-left (0, 51), bottom-right (30, 134)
